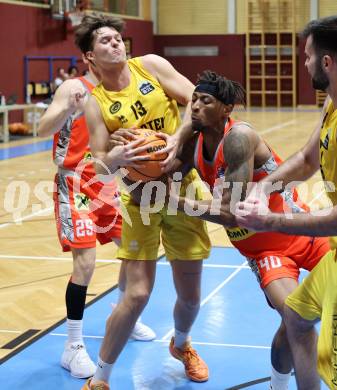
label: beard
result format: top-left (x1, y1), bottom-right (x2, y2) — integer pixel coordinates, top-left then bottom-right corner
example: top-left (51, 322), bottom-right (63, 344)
top-left (311, 61), bottom-right (329, 91)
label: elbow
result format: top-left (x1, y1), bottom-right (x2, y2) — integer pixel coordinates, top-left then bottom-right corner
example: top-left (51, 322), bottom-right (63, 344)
top-left (178, 96), bottom-right (191, 107)
top-left (37, 127), bottom-right (49, 138)
top-left (37, 121), bottom-right (52, 137)
top-left (302, 151), bottom-right (318, 178)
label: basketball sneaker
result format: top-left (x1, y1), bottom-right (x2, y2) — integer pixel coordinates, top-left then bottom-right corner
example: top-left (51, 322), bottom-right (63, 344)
top-left (169, 337), bottom-right (209, 382)
top-left (61, 342), bottom-right (96, 378)
top-left (81, 378), bottom-right (110, 390)
top-left (110, 303), bottom-right (156, 341)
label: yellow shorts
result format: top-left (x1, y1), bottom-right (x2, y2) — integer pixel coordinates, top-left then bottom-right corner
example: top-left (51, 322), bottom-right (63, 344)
top-left (117, 169), bottom-right (211, 261)
top-left (285, 249), bottom-right (337, 389)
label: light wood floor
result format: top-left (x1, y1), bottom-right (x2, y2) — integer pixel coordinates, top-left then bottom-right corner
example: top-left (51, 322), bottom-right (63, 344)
top-left (0, 108), bottom-right (327, 361)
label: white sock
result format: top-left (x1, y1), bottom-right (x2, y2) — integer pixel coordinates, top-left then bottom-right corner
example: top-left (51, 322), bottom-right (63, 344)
top-left (174, 329), bottom-right (190, 349)
top-left (92, 357), bottom-right (114, 384)
top-left (66, 319), bottom-right (83, 345)
top-left (270, 366), bottom-right (291, 390)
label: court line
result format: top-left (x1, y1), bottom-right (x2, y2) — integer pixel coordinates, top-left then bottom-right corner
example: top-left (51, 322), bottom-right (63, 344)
top-left (47, 332), bottom-right (270, 350)
top-left (0, 283), bottom-right (119, 365)
top-left (161, 260), bottom-right (248, 341)
top-left (0, 328), bottom-right (270, 350)
top-left (0, 330), bottom-right (21, 334)
top-left (0, 139), bottom-right (53, 160)
top-left (259, 119), bottom-right (297, 135)
top-left (226, 372), bottom-right (295, 390)
top-left (0, 206), bottom-right (53, 229)
top-left (0, 254), bottom-right (250, 269)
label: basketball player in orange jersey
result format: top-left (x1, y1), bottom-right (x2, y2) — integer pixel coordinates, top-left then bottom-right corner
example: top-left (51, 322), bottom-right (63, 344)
top-left (74, 14), bottom-right (211, 390)
top-left (170, 70), bottom-right (330, 390)
top-left (234, 16), bottom-right (337, 389)
top-left (37, 58), bottom-right (155, 379)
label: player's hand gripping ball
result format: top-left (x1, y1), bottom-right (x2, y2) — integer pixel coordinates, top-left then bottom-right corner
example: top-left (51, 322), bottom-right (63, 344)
top-left (125, 129), bottom-right (167, 182)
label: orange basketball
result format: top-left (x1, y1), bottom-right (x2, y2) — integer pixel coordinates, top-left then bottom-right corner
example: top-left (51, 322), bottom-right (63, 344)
top-left (9, 123), bottom-right (20, 134)
top-left (125, 129), bottom-right (168, 182)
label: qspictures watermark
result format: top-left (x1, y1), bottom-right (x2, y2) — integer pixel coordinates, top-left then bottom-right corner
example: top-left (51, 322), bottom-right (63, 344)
top-left (1, 159), bottom-right (335, 233)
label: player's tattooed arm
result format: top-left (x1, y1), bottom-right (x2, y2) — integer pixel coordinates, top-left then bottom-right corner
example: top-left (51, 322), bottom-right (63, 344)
top-left (175, 125), bottom-right (256, 227)
top-left (218, 128), bottom-right (255, 226)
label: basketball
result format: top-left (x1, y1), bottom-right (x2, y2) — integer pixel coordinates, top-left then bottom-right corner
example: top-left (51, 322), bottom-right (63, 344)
top-left (9, 123), bottom-right (20, 134)
top-left (125, 129), bottom-right (168, 182)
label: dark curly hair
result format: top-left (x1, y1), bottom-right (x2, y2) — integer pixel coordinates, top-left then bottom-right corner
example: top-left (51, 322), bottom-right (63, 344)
top-left (74, 14), bottom-right (125, 53)
top-left (196, 70), bottom-right (246, 106)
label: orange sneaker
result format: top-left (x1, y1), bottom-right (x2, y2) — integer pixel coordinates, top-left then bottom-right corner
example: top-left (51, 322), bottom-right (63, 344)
top-left (169, 337), bottom-right (209, 382)
top-left (81, 378), bottom-right (110, 390)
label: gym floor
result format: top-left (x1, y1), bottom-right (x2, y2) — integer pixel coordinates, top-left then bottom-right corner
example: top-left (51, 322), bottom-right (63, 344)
top-left (0, 107), bottom-right (329, 389)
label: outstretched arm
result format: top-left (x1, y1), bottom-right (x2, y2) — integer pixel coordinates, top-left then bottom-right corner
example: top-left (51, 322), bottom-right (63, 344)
top-left (249, 97), bottom-right (329, 190)
top-left (236, 197), bottom-right (337, 236)
top-left (235, 98), bottom-right (337, 235)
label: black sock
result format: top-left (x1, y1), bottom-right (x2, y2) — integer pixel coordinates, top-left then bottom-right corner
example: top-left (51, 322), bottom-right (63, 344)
top-left (65, 281), bottom-right (88, 320)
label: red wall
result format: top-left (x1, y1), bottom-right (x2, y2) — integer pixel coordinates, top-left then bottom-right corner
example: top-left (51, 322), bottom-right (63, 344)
top-left (0, 3), bottom-right (315, 108)
top-left (297, 37), bottom-right (316, 105)
top-left (0, 3), bottom-right (154, 103)
top-left (154, 35), bottom-right (245, 86)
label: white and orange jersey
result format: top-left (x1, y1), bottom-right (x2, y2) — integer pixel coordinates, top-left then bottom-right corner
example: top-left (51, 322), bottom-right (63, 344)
top-left (53, 77), bottom-right (95, 177)
top-left (194, 118), bottom-right (310, 258)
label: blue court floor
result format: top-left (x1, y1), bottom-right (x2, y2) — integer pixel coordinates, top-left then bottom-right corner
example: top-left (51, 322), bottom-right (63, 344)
top-left (0, 247), bottom-right (328, 389)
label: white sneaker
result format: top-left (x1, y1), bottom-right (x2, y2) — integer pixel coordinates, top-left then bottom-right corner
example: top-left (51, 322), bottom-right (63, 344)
top-left (61, 342), bottom-right (96, 378)
top-left (130, 319), bottom-right (156, 341)
top-left (110, 303), bottom-right (156, 341)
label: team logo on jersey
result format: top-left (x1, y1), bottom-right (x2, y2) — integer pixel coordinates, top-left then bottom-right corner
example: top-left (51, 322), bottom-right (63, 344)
top-left (119, 115), bottom-right (128, 124)
top-left (74, 193), bottom-right (90, 211)
top-left (139, 81), bottom-right (155, 95)
top-left (320, 129), bottom-right (331, 151)
top-left (129, 240), bottom-right (139, 251)
top-left (110, 101), bottom-right (122, 114)
top-left (83, 151), bottom-right (92, 162)
top-left (226, 227), bottom-right (254, 241)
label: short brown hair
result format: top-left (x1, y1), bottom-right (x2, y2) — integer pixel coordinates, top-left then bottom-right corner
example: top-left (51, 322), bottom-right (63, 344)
top-left (74, 14), bottom-right (125, 53)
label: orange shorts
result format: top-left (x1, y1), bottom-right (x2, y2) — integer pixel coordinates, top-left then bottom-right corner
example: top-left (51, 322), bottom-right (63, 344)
top-left (54, 172), bottom-right (122, 252)
top-left (247, 236), bottom-right (330, 289)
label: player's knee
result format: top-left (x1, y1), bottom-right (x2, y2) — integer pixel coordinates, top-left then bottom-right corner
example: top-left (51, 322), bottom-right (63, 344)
top-left (125, 289), bottom-right (151, 311)
top-left (179, 296), bottom-right (200, 312)
top-left (74, 257), bottom-right (95, 282)
top-left (284, 305), bottom-right (313, 334)
top-left (274, 321), bottom-right (289, 344)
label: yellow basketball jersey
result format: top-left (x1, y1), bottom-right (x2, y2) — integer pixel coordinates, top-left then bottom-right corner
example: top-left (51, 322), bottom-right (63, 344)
top-left (92, 57), bottom-right (181, 135)
top-left (319, 100), bottom-right (337, 249)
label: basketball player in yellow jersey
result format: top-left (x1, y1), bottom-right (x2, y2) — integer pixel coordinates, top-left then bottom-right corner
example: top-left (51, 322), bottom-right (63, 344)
top-left (235, 16), bottom-right (337, 390)
top-left (74, 15), bottom-right (211, 390)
